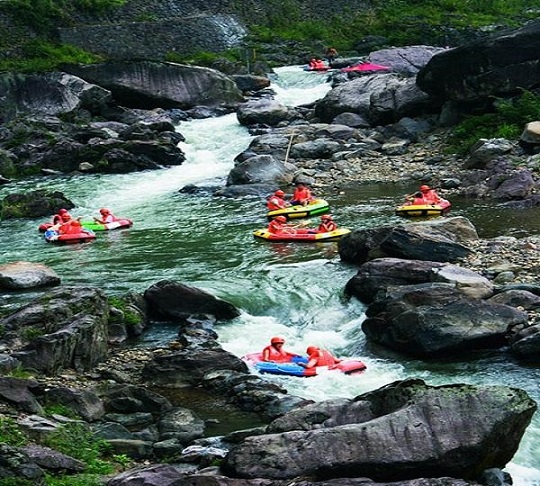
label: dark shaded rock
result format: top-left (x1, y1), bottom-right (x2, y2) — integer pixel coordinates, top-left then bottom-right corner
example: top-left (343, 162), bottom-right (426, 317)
top-left (20, 445), bottom-right (86, 473)
top-left (362, 284), bottom-right (527, 356)
top-left (417, 20), bottom-right (540, 103)
top-left (143, 280), bottom-right (240, 321)
top-left (0, 190), bottom-right (74, 219)
top-left (224, 379), bottom-right (536, 481)
top-left (43, 387), bottom-right (105, 422)
top-left (0, 261), bottom-right (60, 290)
top-left (3, 287), bottom-right (109, 374)
top-left (0, 72), bottom-right (111, 123)
top-left (0, 444), bottom-right (45, 484)
top-left (0, 377), bottom-right (43, 414)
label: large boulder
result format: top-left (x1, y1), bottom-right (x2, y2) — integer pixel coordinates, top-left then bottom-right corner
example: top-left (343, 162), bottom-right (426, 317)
top-left (417, 19), bottom-right (540, 103)
top-left (63, 61), bottom-right (244, 110)
top-left (339, 217), bottom-right (476, 266)
top-left (368, 45), bottom-right (447, 77)
top-left (345, 258), bottom-right (493, 304)
top-left (236, 99), bottom-right (299, 127)
top-left (0, 261), bottom-right (60, 290)
top-left (315, 73), bottom-right (436, 125)
top-left (2, 287), bottom-right (110, 374)
top-left (227, 154), bottom-right (296, 186)
top-left (224, 379), bottom-right (536, 481)
top-left (143, 280), bottom-right (240, 321)
top-left (0, 72), bottom-right (111, 122)
top-left (361, 284), bottom-right (527, 356)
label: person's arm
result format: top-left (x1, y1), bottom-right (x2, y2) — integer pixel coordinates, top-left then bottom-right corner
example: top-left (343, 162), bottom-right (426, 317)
top-left (300, 357), bottom-right (318, 368)
top-left (262, 348), bottom-right (271, 362)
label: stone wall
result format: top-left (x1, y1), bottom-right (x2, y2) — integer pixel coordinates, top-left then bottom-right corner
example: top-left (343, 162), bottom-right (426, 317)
top-left (58, 15), bottom-right (247, 60)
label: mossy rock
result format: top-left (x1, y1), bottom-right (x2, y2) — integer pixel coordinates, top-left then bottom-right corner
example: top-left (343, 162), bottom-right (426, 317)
top-left (0, 189), bottom-right (74, 219)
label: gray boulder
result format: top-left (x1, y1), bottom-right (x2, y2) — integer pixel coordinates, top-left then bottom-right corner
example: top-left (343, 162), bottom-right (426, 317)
top-left (236, 98), bottom-right (299, 127)
top-left (227, 154), bottom-right (296, 186)
top-left (368, 45), bottom-right (447, 77)
top-left (63, 61), bottom-right (244, 110)
top-left (417, 20), bottom-right (540, 102)
top-left (362, 284), bottom-right (527, 356)
top-left (315, 73), bottom-right (435, 125)
top-left (0, 72), bottom-right (111, 122)
top-left (2, 287), bottom-right (109, 374)
top-left (0, 261), bottom-right (60, 290)
top-left (224, 379), bottom-right (536, 481)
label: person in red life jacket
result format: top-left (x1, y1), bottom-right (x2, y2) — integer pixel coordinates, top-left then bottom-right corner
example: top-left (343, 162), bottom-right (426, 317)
top-left (419, 184), bottom-right (442, 204)
top-left (94, 208), bottom-right (118, 224)
top-left (57, 217), bottom-right (83, 235)
top-left (300, 346), bottom-right (342, 369)
top-left (313, 59), bottom-right (327, 70)
top-left (290, 182), bottom-right (314, 206)
top-left (404, 191), bottom-right (427, 206)
top-left (308, 58), bottom-right (317, 69)
top-left (267, 190), bottom-right (290, 211)
top-left (262, 336), bottom-right (300, 363)
top-left (52, 208), bottom-right (72, 225)
top-left (268, 215), bottom-right (290, 234)
top-left (318, 214), bottom-right (337, 233)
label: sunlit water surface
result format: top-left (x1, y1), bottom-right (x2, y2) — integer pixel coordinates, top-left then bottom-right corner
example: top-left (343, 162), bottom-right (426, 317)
top-left (0, 65), bottom-right (539, 484)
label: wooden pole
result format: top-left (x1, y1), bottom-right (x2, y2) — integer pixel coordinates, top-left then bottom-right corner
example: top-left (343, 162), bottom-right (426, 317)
top-left (284, 132), bottom-right (295, 163)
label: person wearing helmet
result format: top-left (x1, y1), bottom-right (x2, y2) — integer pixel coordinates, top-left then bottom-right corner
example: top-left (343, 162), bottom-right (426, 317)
top-left (267, 214), bottom-right (296, 234)
top-left (419, 184), bottom-right (442, 204)
top-left (318, 214), bottom-right (337, 233)
top-left (262, 336), bottom-right (300, 363)
top-left (300, 346), bottom-right (342, 369)
top-left (267, 189), bottom-right (290, 211)
top-left (290, 182), bottom-right (314, 206)
top-left (93, 208), bottom-right (118, 224)
top-left (52, 208), bottom-right (72, 225)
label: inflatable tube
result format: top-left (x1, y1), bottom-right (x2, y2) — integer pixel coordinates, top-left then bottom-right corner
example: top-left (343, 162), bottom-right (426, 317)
top-left (395, 200), bottom-right (451, 217)
top-left (253, 227), bottom-right (350, 242)
top-left (39, 218), bottom-right (132, 232)
top-left (242, 352), bottom-right (366, 377)
top-left (44, 228), bottom-right (96, 245)
top-left (267, 199), bottom-right (330, 221)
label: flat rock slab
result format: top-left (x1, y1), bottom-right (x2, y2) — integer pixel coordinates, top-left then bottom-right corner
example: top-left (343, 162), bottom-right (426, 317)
top-left (0, 261), bottom-right (60, 290)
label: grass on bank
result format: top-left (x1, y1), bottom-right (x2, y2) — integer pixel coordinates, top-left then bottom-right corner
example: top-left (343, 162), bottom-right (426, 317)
top-left (0, 415), bottom-right (133, 485)
top-left (447, 90), bottom-right (540, 154)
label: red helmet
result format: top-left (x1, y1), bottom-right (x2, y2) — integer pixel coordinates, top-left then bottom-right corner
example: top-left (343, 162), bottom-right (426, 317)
top-left (274, 190), bottom-right (285, 197)
top-left (420, 185), bottom-right (430, 192)
top-left (61, 213), bottom-right (71, 221)
top-left (322, 214), bottom-right (332, 220)
top-left (100, 208), bottom-right (110, 215)
top-left (306, 346), bottom-right (319, 354)
top-left (58, 208), bottom-right (68, 215)
top-left (271, 336), bottom-right (285, 345)
top-left (275, 215), bottom-right (287, 223)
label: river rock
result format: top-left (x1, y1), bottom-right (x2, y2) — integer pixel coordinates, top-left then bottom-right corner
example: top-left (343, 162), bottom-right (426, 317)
top-left (223, 378), bottom-right (536, 481)
top-left (417, 20), bottom-right (540, 103)
top-left (0, 72), bottom-right (111, 122)
top-left (63, 61), bottom-right (244, 110)
top-left (226, 154), bottom-right (296, 186)
top-left (315, 73), bottom-right (435, 126)
top-left (20, 445), bottom-right (86, 473)
top-left (143, 280), bottom-right (240, 321)
top-left (0, 261), bottom-right (60, 290)
top-left (361, 284), bottom-right (527, 356)
top-left (237, 98), bottom-right (300, 127)
top-left (0, 190), bottom-right (74, 219)
top-left (339, 218), bottom-right (473, 266)
top-left (2, 287), bottom-right (110, 374)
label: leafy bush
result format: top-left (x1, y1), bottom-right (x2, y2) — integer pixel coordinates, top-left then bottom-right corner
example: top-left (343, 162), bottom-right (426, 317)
top-left (447, 90), bottom-right (540, 154)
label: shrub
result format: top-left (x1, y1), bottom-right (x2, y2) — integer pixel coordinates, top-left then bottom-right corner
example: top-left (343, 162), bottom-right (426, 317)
top-left (0, 416), bottom-right (28, 446)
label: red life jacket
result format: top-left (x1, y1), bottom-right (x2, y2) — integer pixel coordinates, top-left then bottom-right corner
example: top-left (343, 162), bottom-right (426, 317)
top-left (292, 187), bottom-right (312, 204)
top-left (318, 221), bottom-right (337, 233)
top-left (267, 196), bottom-right (287, 211)
top-left (313, 349), bottom-right (338, 367)
top-left (262, 345), bottom-right (292, 363)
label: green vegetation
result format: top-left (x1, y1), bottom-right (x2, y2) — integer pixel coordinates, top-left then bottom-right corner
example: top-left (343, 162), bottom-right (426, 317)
top-left (4, 365), bottom-right (35, 379)
top-left (447, 90), bottom-right (540, 154)
top-left (21, 326), bottom-right (44, 342)
top-left (247, 0), bottom-right (534, 53)
top-left (43, 422), bottom-right (113, 474)
top-left (0, 416), bottom-right (28, 446)
top-left (108, 296), bottom-right (143, 326)
top-left (0, 41), bottom-right (103, 73)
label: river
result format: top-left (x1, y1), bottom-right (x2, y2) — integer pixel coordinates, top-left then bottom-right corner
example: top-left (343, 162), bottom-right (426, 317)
top-left (0, 65), bottom-right (539, 484)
